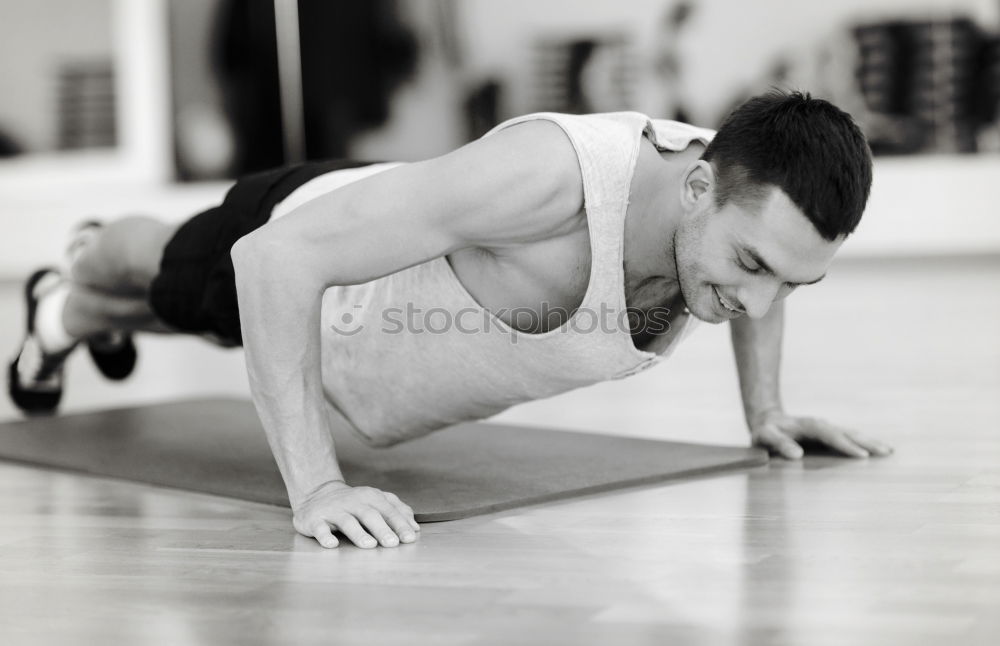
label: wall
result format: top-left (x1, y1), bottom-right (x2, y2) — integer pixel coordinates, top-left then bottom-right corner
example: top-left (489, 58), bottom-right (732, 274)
top-left (0, 0), bottom-right (998, 280)
top-left (846, 155), bottom-right (1000, 256)
top-left (456, 0), bottom-right (1000, 125)
top-left (0, 0), bottom-right (113, 152)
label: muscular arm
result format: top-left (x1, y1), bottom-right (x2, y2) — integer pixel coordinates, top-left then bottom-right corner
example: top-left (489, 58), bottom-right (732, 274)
top-left (729, 300), bottom-right (785, 432)
top-left (230, 120), bottom-right (583, 547)
top-left (729, 300), bottom-right (894, 460)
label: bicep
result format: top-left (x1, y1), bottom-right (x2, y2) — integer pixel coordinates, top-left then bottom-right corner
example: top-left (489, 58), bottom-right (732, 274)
top-left (239, 120), bottom-right (583, 287)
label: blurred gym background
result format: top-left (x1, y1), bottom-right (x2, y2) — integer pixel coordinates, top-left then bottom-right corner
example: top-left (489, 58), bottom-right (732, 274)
top-left (0, 0), bottom-right (998, 426)
top-left (2, 0), bottom-right (1000, 270)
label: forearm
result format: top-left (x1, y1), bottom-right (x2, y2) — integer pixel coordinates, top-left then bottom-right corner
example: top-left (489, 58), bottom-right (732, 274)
top-left (729, 300), bottom-right (784, 427)
top-left (231, 238), bottom-right (344, 508)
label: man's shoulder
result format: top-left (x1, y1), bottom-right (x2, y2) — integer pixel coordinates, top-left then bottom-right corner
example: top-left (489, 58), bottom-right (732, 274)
top-left (397, 117), bottom-right (585, 252)
top-left (473, 118), bottom-right (584, 208)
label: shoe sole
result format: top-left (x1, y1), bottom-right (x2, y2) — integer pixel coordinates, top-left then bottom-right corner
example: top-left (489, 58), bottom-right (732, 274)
top-left (7, 267), bottom-right (64, 414)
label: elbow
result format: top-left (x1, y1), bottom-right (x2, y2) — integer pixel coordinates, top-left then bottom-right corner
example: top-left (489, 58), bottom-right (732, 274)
top-left (231, 230), bottom-right (279, 278)
top-left (230, 237), bottom-right (255, 286)
top-left (231, 230), bottom-right (261, 264)
top-left (231, 232), bottom-right (324, 295)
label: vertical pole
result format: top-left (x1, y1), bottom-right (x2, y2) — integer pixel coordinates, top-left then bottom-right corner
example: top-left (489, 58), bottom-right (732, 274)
top-left (273, 0), bottom-right (305, 163)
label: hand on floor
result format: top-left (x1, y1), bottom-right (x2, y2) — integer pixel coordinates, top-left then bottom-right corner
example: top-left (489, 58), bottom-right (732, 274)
top-left (292, 480), bottom-right (420, 549)
top-left (748, 410), bottom-right (894, 460)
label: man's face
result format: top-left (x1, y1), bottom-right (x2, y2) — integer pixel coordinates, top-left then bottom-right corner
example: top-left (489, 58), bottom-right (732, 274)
top-left (674, 185), bottom-right (843, 323)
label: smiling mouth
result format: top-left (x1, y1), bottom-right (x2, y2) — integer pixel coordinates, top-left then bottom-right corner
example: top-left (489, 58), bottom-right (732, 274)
top-left (713, 286), bottom-right (741, 314)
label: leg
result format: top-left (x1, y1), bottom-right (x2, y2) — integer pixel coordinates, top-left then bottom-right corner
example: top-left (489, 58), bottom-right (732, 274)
top-left (8, 217), bottom-right (181, 413)
top-left (58, 216), bottom-right (180, 382)
top-left (60, 215), bottom-right (179, 345)
top-left (62, 285), bottom-right (174, 340)
top-left (68, 215), bottom-right (179, 298)
top-left (10, 163), bottom-right (330, 412)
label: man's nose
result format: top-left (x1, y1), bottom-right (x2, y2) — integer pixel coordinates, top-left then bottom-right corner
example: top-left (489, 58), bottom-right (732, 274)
top-left (737, 279), bottom-right (781, 319)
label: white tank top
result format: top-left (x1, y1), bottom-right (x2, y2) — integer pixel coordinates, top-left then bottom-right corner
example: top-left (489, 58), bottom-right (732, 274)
top-left (271, 112), bottom-right (715, 447)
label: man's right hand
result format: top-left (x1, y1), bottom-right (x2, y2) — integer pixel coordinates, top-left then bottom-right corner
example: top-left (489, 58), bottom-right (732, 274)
top-left (291, 480), bottom-right (420, 549)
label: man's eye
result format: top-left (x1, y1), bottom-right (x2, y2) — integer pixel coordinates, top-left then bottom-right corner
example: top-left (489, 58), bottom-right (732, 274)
top-left (737, 258), bottom-right (762, 274)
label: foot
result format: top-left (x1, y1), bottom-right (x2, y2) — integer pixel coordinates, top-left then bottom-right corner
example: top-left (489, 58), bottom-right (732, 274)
top-left (87, 331), bottom-right (137, 381)
top-left (66, 218), bottom-right (104, 265)
top-left (7, 268), bottom-right (76, 414)
top-left (66, 220), bottom-right (138, 381)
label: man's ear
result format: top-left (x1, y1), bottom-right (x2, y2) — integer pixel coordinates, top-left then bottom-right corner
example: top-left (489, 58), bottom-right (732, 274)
top-left (682, 160), bottom-right (714, 209)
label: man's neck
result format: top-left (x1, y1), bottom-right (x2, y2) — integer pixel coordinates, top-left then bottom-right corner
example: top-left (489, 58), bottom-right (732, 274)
top-left (622, 138), bottom-right (700, 310)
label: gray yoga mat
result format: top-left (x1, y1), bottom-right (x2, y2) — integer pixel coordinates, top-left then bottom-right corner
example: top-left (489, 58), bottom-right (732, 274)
top-left (0, 398), bottom-right (768, 521)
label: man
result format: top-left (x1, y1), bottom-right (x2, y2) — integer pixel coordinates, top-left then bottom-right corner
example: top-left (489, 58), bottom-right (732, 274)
top-left (8, 90), bottom-right (894, 550)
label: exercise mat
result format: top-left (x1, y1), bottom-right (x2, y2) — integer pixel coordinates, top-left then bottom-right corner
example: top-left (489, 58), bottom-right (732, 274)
top-left (0, 398), bottom-right (768, 522)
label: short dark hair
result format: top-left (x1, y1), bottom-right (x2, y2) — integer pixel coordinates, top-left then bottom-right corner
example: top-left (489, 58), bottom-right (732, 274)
top-left (701, 89), bottom-right (873, 241)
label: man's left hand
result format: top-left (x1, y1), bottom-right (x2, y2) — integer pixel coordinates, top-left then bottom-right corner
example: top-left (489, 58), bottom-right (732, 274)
top-left (749, 410), bottom-right (894, 460)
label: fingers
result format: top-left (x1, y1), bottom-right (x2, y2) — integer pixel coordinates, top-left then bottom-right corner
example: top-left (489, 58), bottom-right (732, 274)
top-left (800, 419), bottom-right (896, 459)
top-left (311, 521), bottom-right (339, 549)
top-left (370, 498), bottom-right (418, 544)
top-left (330, 514), bottom-right (380, 549)
top-left (384, 492), bottom-right (421, 533)
top-left (353, 487), bottom-right (418, 546)
top-left (753, 415), bottom-right (894, 461)
top-left (753, 425), bottom-right (804, 460)
top-left (326, 504), bottom-right (419, 549)
top-left (846, 431), bottom-right (894, 457)
top-left (295, 486), bottom-right (421, 549)
top-left (807, 423), bottom-right (868, 457)
top-left (357, 508), bottom-right (406, 547)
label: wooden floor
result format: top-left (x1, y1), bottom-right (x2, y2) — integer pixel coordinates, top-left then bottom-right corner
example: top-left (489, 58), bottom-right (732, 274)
top-left (0, 255), bottom-right (998, 646)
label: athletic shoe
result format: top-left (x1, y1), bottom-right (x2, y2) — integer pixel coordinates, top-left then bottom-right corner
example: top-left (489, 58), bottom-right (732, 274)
top-left (7, 268), bottom-right (75, 414)
top-left (87, 332), bottom-right (137, 381)
top-left (66, 219), bottom-right (138, 381)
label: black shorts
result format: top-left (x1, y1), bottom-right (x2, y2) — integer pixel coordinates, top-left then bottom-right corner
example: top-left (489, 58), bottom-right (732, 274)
top-left (148, 160), bottom-right (378, 346)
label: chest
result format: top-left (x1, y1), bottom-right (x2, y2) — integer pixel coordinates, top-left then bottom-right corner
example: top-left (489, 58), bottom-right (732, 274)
top-left (445, 221), bottom-right (685, 351)
top-left (446, 225), bottom-right (592, 334)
